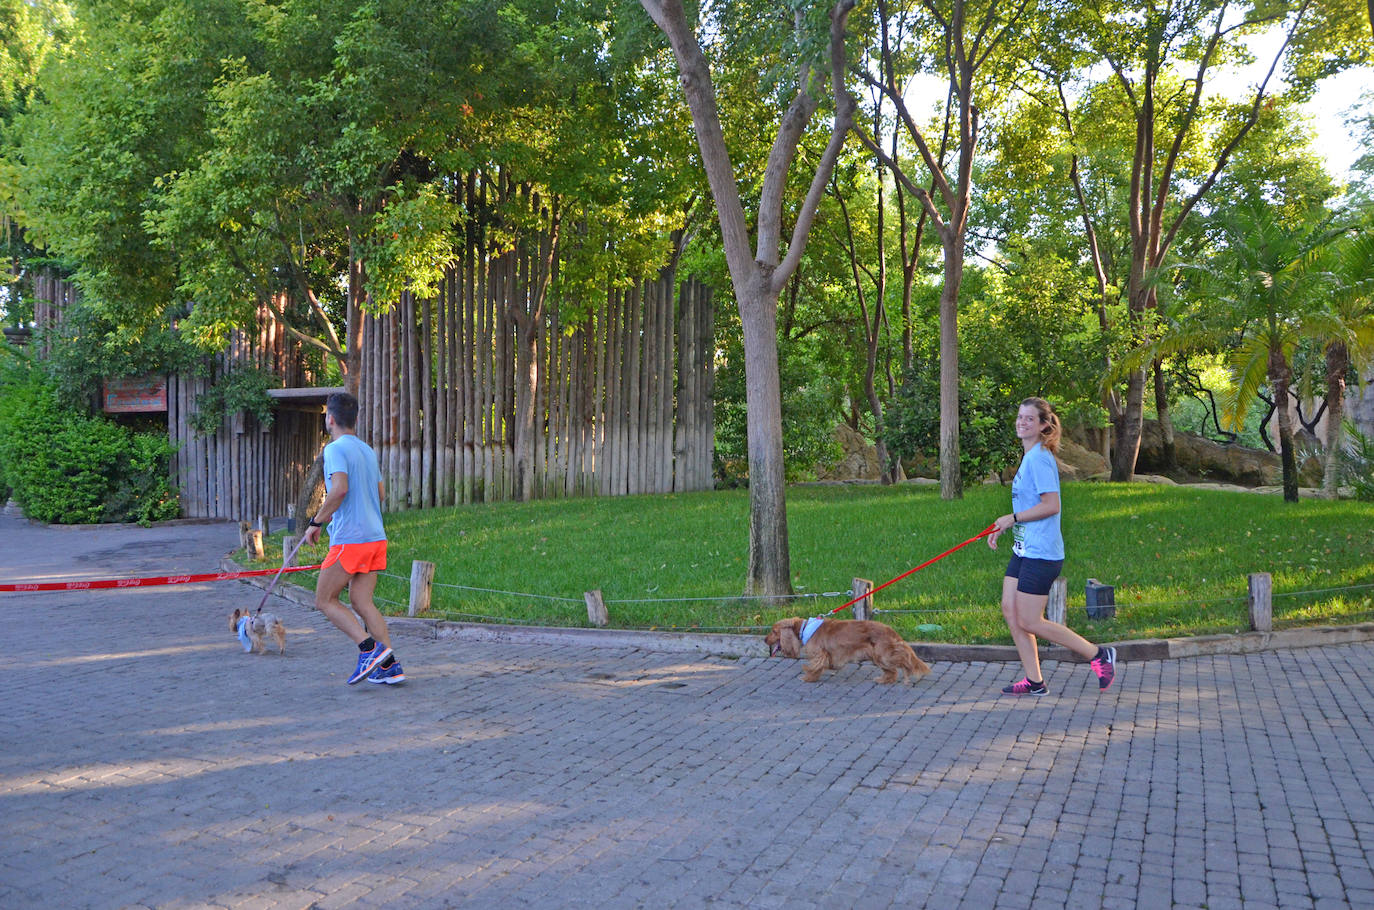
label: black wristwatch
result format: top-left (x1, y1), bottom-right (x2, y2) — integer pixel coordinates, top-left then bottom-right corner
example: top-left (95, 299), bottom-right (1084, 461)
top-left (308, 518), bottom-right (323, 528)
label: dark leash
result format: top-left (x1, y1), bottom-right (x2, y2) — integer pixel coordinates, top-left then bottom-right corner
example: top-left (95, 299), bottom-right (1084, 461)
top-left (253, 534), bottom-right (312, 614)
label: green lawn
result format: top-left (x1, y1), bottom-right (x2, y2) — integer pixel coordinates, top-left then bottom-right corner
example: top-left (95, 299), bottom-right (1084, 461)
top-left (247, 481), bottom-right (1374, 645)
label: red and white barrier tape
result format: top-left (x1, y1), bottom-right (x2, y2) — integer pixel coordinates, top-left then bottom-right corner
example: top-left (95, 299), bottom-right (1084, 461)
top-left (0, 564), bottom-right (324, 593)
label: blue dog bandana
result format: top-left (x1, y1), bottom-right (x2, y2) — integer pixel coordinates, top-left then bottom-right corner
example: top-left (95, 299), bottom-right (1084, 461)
top-left (800, 616), bottom-right (823, 645)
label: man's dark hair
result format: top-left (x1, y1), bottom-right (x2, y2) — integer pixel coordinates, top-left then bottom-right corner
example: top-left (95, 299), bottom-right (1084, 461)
top-left (326, 391), bottom-right (359, 429)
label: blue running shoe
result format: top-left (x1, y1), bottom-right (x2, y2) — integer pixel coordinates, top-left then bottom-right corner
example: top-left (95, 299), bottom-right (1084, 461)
top-left (367, 661), bottom-right (406, 685)
top-left (347, 642), bottom-right (392, 685)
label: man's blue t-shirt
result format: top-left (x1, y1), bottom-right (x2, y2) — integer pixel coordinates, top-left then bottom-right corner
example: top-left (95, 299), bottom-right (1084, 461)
top-left (1010, 442), bottom-right (1064, 560)
top-left (322, 434), bottom-right (386, 545)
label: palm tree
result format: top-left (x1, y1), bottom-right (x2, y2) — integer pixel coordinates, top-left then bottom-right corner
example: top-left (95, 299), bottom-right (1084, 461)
top-left (1313, 227), bottom-right (1374, 494)
top-left (1125, 199), bottom-right (1343, 502)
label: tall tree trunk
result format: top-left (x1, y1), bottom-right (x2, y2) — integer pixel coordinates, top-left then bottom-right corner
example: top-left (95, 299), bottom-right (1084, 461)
top-left (835, 163), bottom-right (897, 485)
top-left (869, 126), bottom-right (897, 484)
top-left (1112, 253), bottom-right (1153, 480)
top-left (344, 231), bottom-right (363, 396)
top-left (1154, 360), bottom-right (1176, 472)
top-left (938, 241), bottom-right (963, 497)
top-left (858, 0), bottom-right (1000, 500)
top-left (1113, 79), bottom-right (1155, 484)
top-left (1270, 344), bottom-right (1300, 503)
top-left (1113, 368), bottom-right (1148, 481)
top-left (640, 0), bottom-right (856, 598)
top-left (513, 322), bottom-right (538, 501)
top-left (294, 237), bottom-right (366, 527)
top-left (740, 273), bottom-right (791, 597)
top-left (1057, 82), bottom-right (1121, 464)
top-left (1323, 340), bottom-right (1348, 496)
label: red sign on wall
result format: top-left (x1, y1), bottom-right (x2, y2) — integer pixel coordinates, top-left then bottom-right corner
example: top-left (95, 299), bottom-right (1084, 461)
top-left (103, 375), bottom-right (168, 413)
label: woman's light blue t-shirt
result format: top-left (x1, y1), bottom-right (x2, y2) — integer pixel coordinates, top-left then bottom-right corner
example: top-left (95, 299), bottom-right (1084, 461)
top-left (1010, 442), bottom-right (1064, 560)
top-left (322, 434), bottom-right (386, 545)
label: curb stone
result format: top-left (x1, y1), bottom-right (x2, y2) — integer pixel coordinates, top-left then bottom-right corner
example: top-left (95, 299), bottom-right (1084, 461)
top-left (224, 553), bottom-right (1374, 663)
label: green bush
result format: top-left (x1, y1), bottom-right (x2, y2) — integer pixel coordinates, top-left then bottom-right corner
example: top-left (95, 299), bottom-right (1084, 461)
top-left (190, 364), bottom-right (277, 437)
top-left (0, 369), bottom-right (181, 524)
top-left (713, 334), bottom-right (842, 485)
top-left (104, 432), bottom-right (182, 524)
top-left (1342, 420), bottom-right (1374, 502)
top-left (883, 364), bottom-right (1022, 483)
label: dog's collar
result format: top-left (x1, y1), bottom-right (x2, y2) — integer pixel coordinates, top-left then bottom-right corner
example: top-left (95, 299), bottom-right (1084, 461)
top-left (799, 616), bottom-right (823, 646)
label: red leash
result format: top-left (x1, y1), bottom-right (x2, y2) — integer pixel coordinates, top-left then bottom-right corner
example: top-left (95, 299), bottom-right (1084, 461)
top-left (825, 522), bottom-right (999, 616)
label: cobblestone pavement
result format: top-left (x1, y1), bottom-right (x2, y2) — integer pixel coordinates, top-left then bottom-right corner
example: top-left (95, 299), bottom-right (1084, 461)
top-left (2, 515), bottom-right (1373, 909)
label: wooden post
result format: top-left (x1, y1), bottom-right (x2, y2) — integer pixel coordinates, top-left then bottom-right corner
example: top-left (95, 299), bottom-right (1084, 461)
top-left (281, 536), bottom-right (298, 567)
top-left (257, 513), bottom-right (269, 535)
top-left (585, 589), bottom-right (609, 627)
top-left (1248, 572), bottom-right (1273, 632)
top-left (1047, 577), bottom-right (1067, 625)
top-left (409, 560), bottom-right (436, 617)
top-left (245, 529), bottom-right (264, 561)
top-left (851, 578), bottom-right (874, 621)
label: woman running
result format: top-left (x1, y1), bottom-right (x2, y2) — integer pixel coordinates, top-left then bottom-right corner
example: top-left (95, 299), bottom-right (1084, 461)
top-left (987, 397), bottom-right (1117, 696)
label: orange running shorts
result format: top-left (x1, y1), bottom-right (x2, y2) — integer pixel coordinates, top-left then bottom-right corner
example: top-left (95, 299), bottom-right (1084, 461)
top-left (322, 540), bottom-right (388, 574)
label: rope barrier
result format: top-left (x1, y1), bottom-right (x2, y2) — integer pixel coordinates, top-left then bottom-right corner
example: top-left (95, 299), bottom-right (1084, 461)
top-left (418, 606), bottom-right (774, 634)
top-left (380, 569), bottom-right (852, 607)
top-left (1114, 593), bottom-right (1248, 610)
top-left (364, 567), bottom-right (1374, 616)
top-left (426, 580), bottom-right (584, 603)
top-left (642, 624), bottom-right (774, 633)
top-left (604, 591), bottom-right (848, 605)
top-left (1272, 582), bottom-right (1374, 599)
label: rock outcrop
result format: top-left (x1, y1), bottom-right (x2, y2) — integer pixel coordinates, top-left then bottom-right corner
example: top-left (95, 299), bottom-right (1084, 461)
top-left (1056, 438), bottom-right (1109, 481)
top-left (817, 425), bottom-right (881, 481)
top-left (1133, 420), bottom-right (1321, 486)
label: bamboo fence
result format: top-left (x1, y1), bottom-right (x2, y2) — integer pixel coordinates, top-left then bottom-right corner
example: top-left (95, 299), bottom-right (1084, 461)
top-left (30, 256), bottom-right (715, 520)
top-left (356, 259), bottom-right (715, 509)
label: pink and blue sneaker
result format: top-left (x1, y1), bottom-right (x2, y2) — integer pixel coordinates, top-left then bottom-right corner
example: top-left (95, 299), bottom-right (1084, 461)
top-left (1001, 677), bottom-right (1048, 696)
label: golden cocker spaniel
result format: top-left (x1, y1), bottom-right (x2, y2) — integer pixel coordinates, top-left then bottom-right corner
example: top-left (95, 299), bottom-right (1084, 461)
top-left (765, 617), bottom-right (930, 684)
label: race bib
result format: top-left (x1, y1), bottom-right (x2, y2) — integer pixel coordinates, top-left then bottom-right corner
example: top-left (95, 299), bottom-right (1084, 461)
top-left (1011, 521), bottom-right (1027, 557)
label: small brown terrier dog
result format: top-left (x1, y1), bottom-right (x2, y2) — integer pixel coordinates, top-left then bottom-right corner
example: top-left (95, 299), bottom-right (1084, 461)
top-left (765, 617), bottom-right (930, 684)
top-left (230, 607), bottom-right (287, 655)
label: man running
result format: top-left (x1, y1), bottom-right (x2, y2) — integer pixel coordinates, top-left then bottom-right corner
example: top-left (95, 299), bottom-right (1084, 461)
top-left (302, 391), bottom-right (404, 685)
